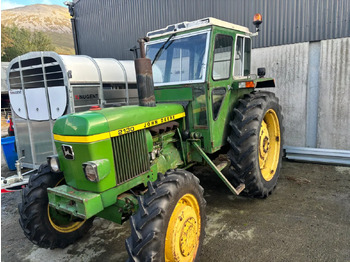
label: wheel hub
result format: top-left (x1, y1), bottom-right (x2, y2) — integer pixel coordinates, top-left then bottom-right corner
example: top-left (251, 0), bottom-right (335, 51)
top-left (165, 194), bottom-right (201, 262)
top-left (258, 109), bottom-right (281, 181)
top-left (259, 121), bottom-right (270, 162)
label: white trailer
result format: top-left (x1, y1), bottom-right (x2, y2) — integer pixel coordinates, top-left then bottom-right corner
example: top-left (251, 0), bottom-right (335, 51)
top-left (2, 51), bottom-right (137, 190)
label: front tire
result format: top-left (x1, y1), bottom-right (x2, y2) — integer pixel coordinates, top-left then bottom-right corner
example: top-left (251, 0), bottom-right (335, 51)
top-left (18, 164), bottom-right (94, 249)
top-left (227, 91), bottom-right (284, 198)
top-left (126, 169), bottom-right (206, 262)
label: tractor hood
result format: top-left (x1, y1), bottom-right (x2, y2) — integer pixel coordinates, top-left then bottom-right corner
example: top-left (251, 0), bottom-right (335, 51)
top-left (53, 104), bottom-right (185, 137)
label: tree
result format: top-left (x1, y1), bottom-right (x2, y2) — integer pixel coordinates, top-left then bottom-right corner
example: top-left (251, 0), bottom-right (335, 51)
top-left (1, 25), bottom-right (14, 57)
top-left (1, 25), bottom-right (55, 62)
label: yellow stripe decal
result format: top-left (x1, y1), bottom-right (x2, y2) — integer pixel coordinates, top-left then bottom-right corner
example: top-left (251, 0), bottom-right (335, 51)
top-left (110, 112), bottom-right (186, 137)
top-left (53, 133), bottom-right (110, 143)
top-left (53, 112), bottom-right (186, 143)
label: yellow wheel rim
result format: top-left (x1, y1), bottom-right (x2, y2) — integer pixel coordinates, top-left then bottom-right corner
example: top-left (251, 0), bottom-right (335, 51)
top-left (48, 207), bottom-right (86, 233)
top-left (259, 109), bottom-right (281, 181)
top-left (165, 194), bottom-right (201, 262)
top-left (47, 178), bottom-right (86, 233)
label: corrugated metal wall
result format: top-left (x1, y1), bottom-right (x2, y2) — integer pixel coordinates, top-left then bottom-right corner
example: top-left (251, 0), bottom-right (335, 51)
top-left (73, 0), bottom-right (350, 59)
top-left (251, 37), bottom-right (350, 150)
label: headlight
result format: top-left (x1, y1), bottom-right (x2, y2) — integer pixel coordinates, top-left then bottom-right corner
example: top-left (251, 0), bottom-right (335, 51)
top-left (83, 162), bottom-right (98, 182)
top-left (47, 155), bottom-right (60, 173)
top-left (82, 159), bottom-right (110, 183)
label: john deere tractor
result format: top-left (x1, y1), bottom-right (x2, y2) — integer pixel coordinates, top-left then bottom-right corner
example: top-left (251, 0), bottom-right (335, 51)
top-left (19, 15), bottom-right (283, 261)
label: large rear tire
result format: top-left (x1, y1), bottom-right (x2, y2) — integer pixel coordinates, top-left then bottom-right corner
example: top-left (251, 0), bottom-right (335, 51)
top-left (126, 169), bottom-right (206, 262)
top-left (227, 91), bottom-right (283, 198)
top-left (18, 164), bottom-right (94, 249)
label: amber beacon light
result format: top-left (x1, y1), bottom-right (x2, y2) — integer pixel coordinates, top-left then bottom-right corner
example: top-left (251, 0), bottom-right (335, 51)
top-left (253, 13), bottom-right (263, 31)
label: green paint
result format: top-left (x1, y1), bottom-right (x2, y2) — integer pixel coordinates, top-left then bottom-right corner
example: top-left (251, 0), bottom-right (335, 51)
top-left (145, 130), bottom-right (153, 152)
top-left (151, 131), bottom-right (184, 174)
top-left (48, 185), bottom-right (104, 219)
top-left (48, 168), bottom-right (157, 220)
top-left (55, 139), bottom-right (116, 192)
top-left (97, 194), bottom-right (138, 224)
top-left (155, 87), bottom-right (193, 102)
top-left (84, 159), bottom-right (111, 182)
top-left (53, 104), bottom-right (185, 136)
top-left (53, 111), bottom-right (110, 136)
top-left (191, 141), bottom-right (244, 195)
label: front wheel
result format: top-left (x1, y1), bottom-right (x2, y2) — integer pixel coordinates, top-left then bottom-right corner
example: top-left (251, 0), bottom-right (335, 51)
top-left (18, 164), bottom-right (94, 249)
top-left (227, 91), bottom-right (284, 198)
top-left (126, 169), bottom-right (206, 262)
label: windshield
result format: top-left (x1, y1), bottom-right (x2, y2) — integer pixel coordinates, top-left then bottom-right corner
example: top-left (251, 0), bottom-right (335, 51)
top-left (146, 31), bottom-right (210, 86)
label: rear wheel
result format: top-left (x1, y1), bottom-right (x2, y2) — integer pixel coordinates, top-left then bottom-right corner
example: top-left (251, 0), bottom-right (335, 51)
top-left (18, 164), bottom-right (94, 248)
top-left (126, 169), bottom-right (206, 262)
top-left (227, 91), bottom-right (283, 197)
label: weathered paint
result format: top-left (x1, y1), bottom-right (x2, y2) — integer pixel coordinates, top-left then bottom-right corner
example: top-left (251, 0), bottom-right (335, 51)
top-left (318, 38), bottom-right (350, 150)
top-left (48, 168), bottom-right (157, 220)
top-left (251, 42), bottom-right (309, 147)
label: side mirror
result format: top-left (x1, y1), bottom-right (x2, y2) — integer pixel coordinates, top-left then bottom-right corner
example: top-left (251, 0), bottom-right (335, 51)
top-left (257, 67), bottom-right (266, 78)
top-left (253, 13), bottom-right (262, 32)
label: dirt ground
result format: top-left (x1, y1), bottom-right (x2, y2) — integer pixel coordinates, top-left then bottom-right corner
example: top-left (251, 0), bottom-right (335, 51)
top-left (1, 154), bottom-right (350, 262)
top-left (1, 112), bottom-right (350, 262)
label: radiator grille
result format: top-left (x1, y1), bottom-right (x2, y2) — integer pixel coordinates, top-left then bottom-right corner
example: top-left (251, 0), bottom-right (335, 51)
top-left (111, 130), bottom-right (150, 185)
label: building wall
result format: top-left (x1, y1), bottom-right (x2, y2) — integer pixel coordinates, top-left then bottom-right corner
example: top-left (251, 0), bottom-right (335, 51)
top-left (73, 0), bottom-right (350, 60)
top-left (251, 37), bottom-right (350, 150)
top-left (70, 0), bottom-right (350, 150)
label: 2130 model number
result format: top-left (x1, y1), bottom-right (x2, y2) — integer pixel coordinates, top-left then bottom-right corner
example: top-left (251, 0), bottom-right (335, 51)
top-left (112, 113), bottom-right (184, 137)
top-left (117, 126), bottom-right (135, 136)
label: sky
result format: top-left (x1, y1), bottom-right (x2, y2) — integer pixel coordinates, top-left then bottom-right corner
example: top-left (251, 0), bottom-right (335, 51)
top-left (1, 0), bottom-right (66, 10)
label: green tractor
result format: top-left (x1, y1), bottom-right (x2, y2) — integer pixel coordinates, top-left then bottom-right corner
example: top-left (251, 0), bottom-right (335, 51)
top-left (19, 15), bottom-right (283, 261)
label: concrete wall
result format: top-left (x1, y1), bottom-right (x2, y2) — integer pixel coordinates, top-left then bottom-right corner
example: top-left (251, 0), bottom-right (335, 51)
top-left (251, 37), bottom-right (350, 150)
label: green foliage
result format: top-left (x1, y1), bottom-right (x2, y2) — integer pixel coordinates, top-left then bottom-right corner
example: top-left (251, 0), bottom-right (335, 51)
top-left (1, 25), bottom-right (55, 62)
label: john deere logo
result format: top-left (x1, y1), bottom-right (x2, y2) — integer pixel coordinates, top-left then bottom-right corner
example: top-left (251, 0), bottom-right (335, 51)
top-left (62, 145), bottom-right (74, 160)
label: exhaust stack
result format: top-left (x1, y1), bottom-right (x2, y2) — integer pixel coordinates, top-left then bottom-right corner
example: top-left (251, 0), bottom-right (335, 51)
top-left (134, 38), bottom-right (156, 107)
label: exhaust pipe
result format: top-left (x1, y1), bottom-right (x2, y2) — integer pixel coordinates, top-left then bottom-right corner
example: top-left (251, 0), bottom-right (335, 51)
top-left (134, 38), bottom-right (156, 107)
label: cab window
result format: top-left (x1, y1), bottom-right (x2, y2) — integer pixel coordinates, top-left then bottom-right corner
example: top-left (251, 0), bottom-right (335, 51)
top-left (212, 35), bottom-right (233, 80)
top-left (234, 36), bottom-right (251, 77)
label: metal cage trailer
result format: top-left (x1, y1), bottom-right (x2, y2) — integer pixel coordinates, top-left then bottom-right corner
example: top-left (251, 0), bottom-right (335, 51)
top-left (2, 52), bottom-right (137, 190)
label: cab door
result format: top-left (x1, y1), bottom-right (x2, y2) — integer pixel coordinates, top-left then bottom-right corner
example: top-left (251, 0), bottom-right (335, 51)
top-left (207, 29), bottom-right (235, 152)
top-left (208, 30), bottom-right (253, 152)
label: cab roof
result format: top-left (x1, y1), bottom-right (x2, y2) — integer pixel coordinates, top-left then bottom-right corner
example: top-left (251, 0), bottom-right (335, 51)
top-left (147, 17), bottom-right (251, 39)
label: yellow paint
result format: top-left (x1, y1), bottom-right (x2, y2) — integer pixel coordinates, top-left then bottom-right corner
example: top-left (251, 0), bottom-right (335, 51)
top-left (47, 178), bottom-right (86, 233)
top-left (110, 112), bottom-right (185, 137)
top-left (54, 112), bottom-right (185, 143)
top-left (47, 206), bottom-right (86, 233)
top-left (53, 133), bottom-right (110, 143)
top-left (165, 194), bottom-right (201, 262)
top-left (258, 109), bottom-right (281, 181)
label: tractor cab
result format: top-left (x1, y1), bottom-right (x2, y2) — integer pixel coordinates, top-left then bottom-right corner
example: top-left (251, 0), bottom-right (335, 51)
top-left (145, 17), bottom-right (274, 153)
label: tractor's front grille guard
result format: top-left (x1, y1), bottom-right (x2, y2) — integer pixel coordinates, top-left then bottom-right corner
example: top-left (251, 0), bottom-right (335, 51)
top-left (111, 130), bottom-right (150, 185)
